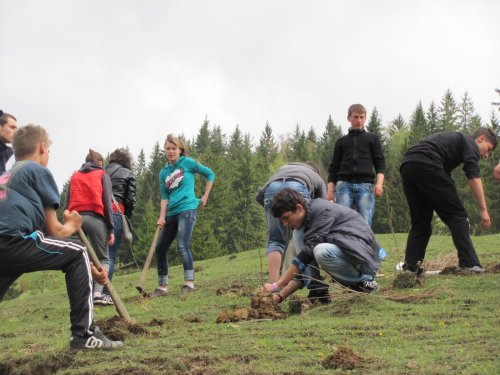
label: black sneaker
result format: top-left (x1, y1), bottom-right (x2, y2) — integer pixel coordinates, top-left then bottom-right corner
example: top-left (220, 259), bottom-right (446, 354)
top-left (70, 326), bottom-right (123, 350)
top-left (356, 280), bottom-right (379, 294)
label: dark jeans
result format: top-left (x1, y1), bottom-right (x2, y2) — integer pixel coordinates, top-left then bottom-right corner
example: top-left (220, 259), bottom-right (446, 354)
top-left (108, 212), bottom-right (123, 281)
top-left (156, 209), bottom-right (197, 285)
top-left (400, 162), bottom-right (481, 269)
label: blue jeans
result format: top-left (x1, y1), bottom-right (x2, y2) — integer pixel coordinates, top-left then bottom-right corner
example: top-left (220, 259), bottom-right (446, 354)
top-left (314, 243), bottom-right (374, 286)
top-left (156, 209), bottom-right (197, 285)
top-left (336, 181), bottom-right (375, 226)
top-left (264, 180), bottom-right (311, 255)
top-left (107, 212), bottom-right (123, 282)
top-left (291, 228), bottom-right (326, 290)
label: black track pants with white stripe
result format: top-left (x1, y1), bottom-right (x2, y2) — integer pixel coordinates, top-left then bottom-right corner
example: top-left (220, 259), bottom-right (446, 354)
top-left (0, 232), bottom-right (94, 336)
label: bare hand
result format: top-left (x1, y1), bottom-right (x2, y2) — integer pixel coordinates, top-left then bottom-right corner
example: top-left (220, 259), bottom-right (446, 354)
top-left (107, 233), bottom-right (115, 246)
top-left (374, 185), bottom-right (384, 197)
top-left (63, 209), bottom-right (82, 231)
top-left (262, 283), bottom-right (275, 293)
top-left (494, 163), bottom-right (500, 182)
top-left (91, 264), bottom-right (109, 285)
top-left (327, 191), bottom-right (335, 202)
top-left (199, 196), bottom-right (208, 207)
top-left (157, 217), bottom-right (166, 229)
top-left (480, 209), bottom-right (491, 229)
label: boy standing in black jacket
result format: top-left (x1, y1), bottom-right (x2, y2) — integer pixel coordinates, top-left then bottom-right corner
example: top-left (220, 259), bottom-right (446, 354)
top-left (327, 104), bottom-right (385, 227)
top-left (400, 128), bottom-right (497, 274)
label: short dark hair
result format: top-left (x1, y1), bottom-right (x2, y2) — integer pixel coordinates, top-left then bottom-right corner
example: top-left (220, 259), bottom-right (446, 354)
top-left (0, 111), bottom-right (17, 126)
top-left (472, 127), bottom-right (497, 150)
top-left (271, 188), bottom-right (307, 218)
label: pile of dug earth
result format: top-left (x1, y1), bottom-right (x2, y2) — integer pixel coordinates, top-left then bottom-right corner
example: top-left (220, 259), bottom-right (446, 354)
top-left (217, 292), bottom-right (287, 323)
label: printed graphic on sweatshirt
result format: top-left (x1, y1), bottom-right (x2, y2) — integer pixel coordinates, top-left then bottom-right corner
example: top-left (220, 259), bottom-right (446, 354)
top-left (165, 168), bottom-right (184, 190)
top-left (0, 171), bottom-right (11, 200)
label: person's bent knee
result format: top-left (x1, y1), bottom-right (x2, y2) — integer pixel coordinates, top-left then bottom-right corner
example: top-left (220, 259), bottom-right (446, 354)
top-left (313, 243), bottom-right (340, 261)
top-left (266, 246), bottom-right (285, 256)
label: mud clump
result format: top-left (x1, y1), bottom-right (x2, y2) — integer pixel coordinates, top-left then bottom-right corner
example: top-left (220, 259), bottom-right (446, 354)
top-left (440, 266), bottom-right (462, 275)
top-left (185, 315), bottom-right (202, 323)
top-left (321, 346), bottom-right (364, 370)
top-left (216, 292), bottom-right (287, 323)
top-left (94, 316), bottom-right (150, 341)
top-left (486, 263), bottom-right (500, 273)
top-left (288, 296), bottom-right (314, 315)
top-left (393, 271), bottom-right (419, 288)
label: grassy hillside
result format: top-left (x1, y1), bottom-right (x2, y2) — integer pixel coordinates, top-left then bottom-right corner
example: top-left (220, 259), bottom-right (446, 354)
top-left (0, 233), bottom-right (499, 374)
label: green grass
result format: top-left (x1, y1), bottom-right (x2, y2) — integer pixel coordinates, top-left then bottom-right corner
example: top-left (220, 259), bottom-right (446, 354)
top-left (0, 233), bottom-right (499, 374)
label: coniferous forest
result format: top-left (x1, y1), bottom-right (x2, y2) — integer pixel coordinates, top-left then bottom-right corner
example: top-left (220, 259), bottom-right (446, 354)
top-left (59, 89), bottom-right (500, 267)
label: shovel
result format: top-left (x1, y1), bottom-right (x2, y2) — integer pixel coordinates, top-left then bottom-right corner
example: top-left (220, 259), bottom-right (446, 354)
top-left (78, 229), bottom-right (133, 323)
top-left (136, 226), bottom-right (161, 297)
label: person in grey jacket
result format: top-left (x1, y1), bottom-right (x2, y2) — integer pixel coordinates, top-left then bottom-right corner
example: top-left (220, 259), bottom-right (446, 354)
top-left (256, 162), bottom-right (326, 282)
top-left (263, 188), bottom-right (380, 304)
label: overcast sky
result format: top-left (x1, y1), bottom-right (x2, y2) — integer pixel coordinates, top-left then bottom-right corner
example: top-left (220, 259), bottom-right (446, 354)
top-left (1, 0), bottom-right (499, 188)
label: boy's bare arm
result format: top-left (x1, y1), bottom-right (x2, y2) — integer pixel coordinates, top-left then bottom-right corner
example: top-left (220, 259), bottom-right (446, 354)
top-left (468, 178), bottom-right (491, 229)
top-left (44, 208), bottom-right (82, 237)
top-left (494, 162), bottom-right (500, 182)
top-left (327, 182), bottom-right (336, 202)
top-left (374, 173), bottom-right (385, 197)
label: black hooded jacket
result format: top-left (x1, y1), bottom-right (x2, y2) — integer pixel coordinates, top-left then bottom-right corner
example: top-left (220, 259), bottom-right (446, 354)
top-left (105, 163), bottom-right (137, 218)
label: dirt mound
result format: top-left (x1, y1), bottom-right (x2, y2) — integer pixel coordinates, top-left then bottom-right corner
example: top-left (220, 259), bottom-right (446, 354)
top-left (440, 266), bottom-right (463, 275)
top-left (216, 292), bottom-right (287, 323)
top-left (321, 346), bottom-right (364, 370)
top-left (288, 296), bottom-right (314, 314)
top-left (94, 316), bottom-right (151, 341)
top-left (486, 263), bottom-right (500, 273)
top-left (393, 271), bottom-right (419, 289)
top-left (1, 352), bottom-right (74, 375)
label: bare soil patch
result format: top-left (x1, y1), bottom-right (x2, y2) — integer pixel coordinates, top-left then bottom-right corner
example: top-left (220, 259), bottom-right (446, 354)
top-left (321, 346), bottom-right (364, 370)
top-left (486, 263), bottom-right (500, 273)
top-left (384, 287), bottom-right (438, 303)
top-left (94, 316), bottom-right (151, 341)
top-left (216, 292), bottom-right (287, 322)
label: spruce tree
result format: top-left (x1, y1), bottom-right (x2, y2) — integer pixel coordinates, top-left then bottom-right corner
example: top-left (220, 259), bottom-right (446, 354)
top-left (408, 102), bottom-right (428, 146)
top-left (316, 115), bottom-right (343, 174)
top-left (438, 89), bottom-right (459, 132)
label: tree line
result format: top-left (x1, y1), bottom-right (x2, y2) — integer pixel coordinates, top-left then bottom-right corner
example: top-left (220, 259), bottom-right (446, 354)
top-left (59, 89), bottom-right (500, 268)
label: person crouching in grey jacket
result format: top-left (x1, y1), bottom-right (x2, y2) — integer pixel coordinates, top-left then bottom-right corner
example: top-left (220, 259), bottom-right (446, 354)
top-left (262, 188), bottom-right (380, 304)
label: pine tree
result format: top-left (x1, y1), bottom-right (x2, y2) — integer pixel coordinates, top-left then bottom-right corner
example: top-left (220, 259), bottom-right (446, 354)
top-left (195, 116), bottom-right (211, 154)
top-left (134, 149), bottom-right (147, 178)
top-left (438, 89), bottom-right (459, 132)
top-left (316, 115), bottom-right (343, 174)
top-left (458, 91), bottom-right (477, 133)
top-left (388, 113), bottom-right (406, 136)
top-left (255, 121), bottom-right (278, 175)
top-left (408, 102), bottom-right (428, 146)
top-left (426, 102), bottom-right (439, 134)
top-left (367, 107), bottom-right (385, 144)
top-left (489, 110), bottom-right (500, 135)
